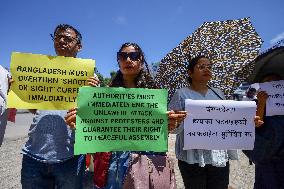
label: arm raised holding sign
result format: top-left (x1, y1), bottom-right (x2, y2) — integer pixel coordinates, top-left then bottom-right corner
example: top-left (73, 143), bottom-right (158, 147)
top-left (247, 73), bottom-right (284, 188)
top-left (256, 73), bottom-right (283, 122)
top-left (20, 24), bottom-right (98, 189)
top-left (255, 91), bottom-right (268, 126)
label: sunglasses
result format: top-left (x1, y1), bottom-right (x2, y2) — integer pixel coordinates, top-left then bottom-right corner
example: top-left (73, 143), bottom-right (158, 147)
top-left (196, 64), bottom-right (213, 71)
top-left (117, 52), bottom-right (141, 61)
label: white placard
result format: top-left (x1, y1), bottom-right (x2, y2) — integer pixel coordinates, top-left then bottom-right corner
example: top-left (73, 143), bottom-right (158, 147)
top-left (184, 100), bottom-right (256, 150)
top-left (259, 80), bottom-right (284, 116)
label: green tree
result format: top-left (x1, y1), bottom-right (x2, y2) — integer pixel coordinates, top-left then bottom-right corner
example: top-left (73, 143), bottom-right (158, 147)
top-left (94, 68), bottom-right (106, 86)
top-left (110, 71), bottom-right (116, 79)
top-left (94, 68), bottom-right (117, 87)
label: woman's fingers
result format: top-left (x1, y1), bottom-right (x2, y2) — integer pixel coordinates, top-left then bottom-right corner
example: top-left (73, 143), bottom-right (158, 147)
top-left (8, 78), bottom-right (14, 91)
top-left (65, 112), bottom-right (76, 123)
top-left (65, 109), bottom-right (76, 119)
top-left (166, 110), bottom-right (175, 115)
top-left (9, 78), bottom-right (14, 83)
top-left (254, 116), bottom-right (264, 128)
top-left (174, 110), bottom-right (187, 115)
top-left (65, 114), bottom-right (76, 129)
top-left (67, 107), bottom-right (77, 113)
top-left (86, 77), bottom-right (100, 87)
top-left (69, 122), bottom-right (76, 129)
top-left (167, 110), bottom-right (187, 132)
top-left (65, 109), bottom-right (77, 129)
top-left (168, 111), bottom-right (187, 121)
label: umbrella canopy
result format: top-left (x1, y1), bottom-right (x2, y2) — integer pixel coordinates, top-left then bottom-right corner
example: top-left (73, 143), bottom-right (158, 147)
top-left (155, 17), bottom-right (262, 100)
top-left (154, 39), bottom-right (192, 98)
top-left (248, 39), bottom-right (284, 83)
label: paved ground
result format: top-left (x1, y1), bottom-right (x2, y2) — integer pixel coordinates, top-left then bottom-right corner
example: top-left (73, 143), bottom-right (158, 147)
top-left (3, 112), bottom-right (33, 139)
top-left (0, 113), bottom-right (255, 189)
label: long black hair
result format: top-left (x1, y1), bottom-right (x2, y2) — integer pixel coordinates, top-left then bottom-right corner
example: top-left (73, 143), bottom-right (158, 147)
top-left (109, 42), bottom-right (156, 89)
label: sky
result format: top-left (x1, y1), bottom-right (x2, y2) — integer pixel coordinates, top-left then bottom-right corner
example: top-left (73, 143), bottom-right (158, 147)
top-left (0, 0), bottom-right (284, 77)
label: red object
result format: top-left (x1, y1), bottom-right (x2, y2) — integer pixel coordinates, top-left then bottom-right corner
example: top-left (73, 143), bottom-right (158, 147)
top-left (86, 154), bottom-right (91, 169)
top-left (7, 108), bottom-right (17, 123)
top-left (93, 152), bottom-right (112, 188)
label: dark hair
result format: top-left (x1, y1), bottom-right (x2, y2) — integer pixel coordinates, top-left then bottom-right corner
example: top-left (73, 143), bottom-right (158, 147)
top-left (116, 42), bottom-right (150, 73)
top-left (261, 73), bottom-right (282, 82)
top-left (248, 88), bottom-right (256, 93)
top-left (53, 24), bottom-right (82, 44)
top-left (109, 70), bottom-right (157, 88)
top-left (109, 42), bottom-right (156, 89)
top-left (188, 55), bottom-right (210, 83)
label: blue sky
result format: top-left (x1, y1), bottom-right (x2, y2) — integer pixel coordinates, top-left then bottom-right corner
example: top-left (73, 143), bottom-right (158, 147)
top-left (0, 0), bottom-right (283, 77)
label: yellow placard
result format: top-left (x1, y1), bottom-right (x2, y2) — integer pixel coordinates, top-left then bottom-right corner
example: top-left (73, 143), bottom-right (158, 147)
top-left (7, 52), bottom-right (95, 110)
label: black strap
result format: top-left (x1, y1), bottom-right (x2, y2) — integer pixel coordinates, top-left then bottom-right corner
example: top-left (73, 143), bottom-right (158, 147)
top-left (207, 85), bottom-right (224, 100)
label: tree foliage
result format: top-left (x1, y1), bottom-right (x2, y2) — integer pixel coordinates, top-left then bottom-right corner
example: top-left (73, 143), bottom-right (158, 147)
top-left (94, 68), bottom-right (117, 87)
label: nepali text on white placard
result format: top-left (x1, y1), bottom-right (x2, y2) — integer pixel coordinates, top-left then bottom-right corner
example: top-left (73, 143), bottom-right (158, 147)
top-left (259, 80), bottom-right (284, 116)
top-left (184, 100), bottom-right (256, 150)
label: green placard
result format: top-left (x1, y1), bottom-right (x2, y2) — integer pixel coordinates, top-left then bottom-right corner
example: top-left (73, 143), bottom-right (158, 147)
top-left (74, 87), bottom-right (168, 154)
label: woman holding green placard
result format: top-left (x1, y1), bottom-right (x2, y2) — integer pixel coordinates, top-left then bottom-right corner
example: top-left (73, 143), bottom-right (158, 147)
top-left (65, 42), bottom-right (186, 189)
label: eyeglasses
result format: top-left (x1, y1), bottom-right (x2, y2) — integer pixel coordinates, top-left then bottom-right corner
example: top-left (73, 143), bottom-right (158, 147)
top-left (50, 34), bottom-right (78, 44)
top-left (117, 52), bottom-right (141, 61)
top-left (196, 64), bottom-right (213, 71)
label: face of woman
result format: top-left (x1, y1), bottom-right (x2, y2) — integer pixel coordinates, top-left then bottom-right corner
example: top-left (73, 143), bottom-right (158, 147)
top-left (118, 46), bottom-right (143, 77)
top-left (189, 58), bottom-right (213, 83)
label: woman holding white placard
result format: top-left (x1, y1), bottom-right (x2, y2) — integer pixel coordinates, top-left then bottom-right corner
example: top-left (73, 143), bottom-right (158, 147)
top-left (169, 55), bottom-right (263, 189)
top-left (247, 73), bottom-right (284, 189)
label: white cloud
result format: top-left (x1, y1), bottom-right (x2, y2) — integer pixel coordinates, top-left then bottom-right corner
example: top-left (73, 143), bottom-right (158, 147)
top-left (113, 16), bottom-right (127, 25)
top-left (270, 32), bottom-right (284, 44)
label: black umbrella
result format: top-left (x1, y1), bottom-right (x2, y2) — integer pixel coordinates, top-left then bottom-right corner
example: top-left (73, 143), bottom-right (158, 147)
top-left (249, 39), bottom-right (284, 83)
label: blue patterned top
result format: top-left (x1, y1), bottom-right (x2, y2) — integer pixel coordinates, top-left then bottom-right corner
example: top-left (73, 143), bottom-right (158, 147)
top-left (169, 87), bottom-right (239, 167)
top-left (22, 74), bottom-right (99, 163)
top-left (22, 110), bottom-right (75, 163)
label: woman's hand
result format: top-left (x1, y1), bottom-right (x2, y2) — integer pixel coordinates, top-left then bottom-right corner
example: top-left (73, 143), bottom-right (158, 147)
top-left (8, 78), bottom-right (14, 92)
top-left (254, 115), bottom-right (264, 128)
top-left (256, 91), bottom-right (268, 123)
top-left (167, 110), bottom-right (187, 132)
top-left (257, 91), bottom-right (268, 105)
top-left (86, 76), bottom-right (100, 87)
top-left (65, 107), bottom-right (77, 129)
